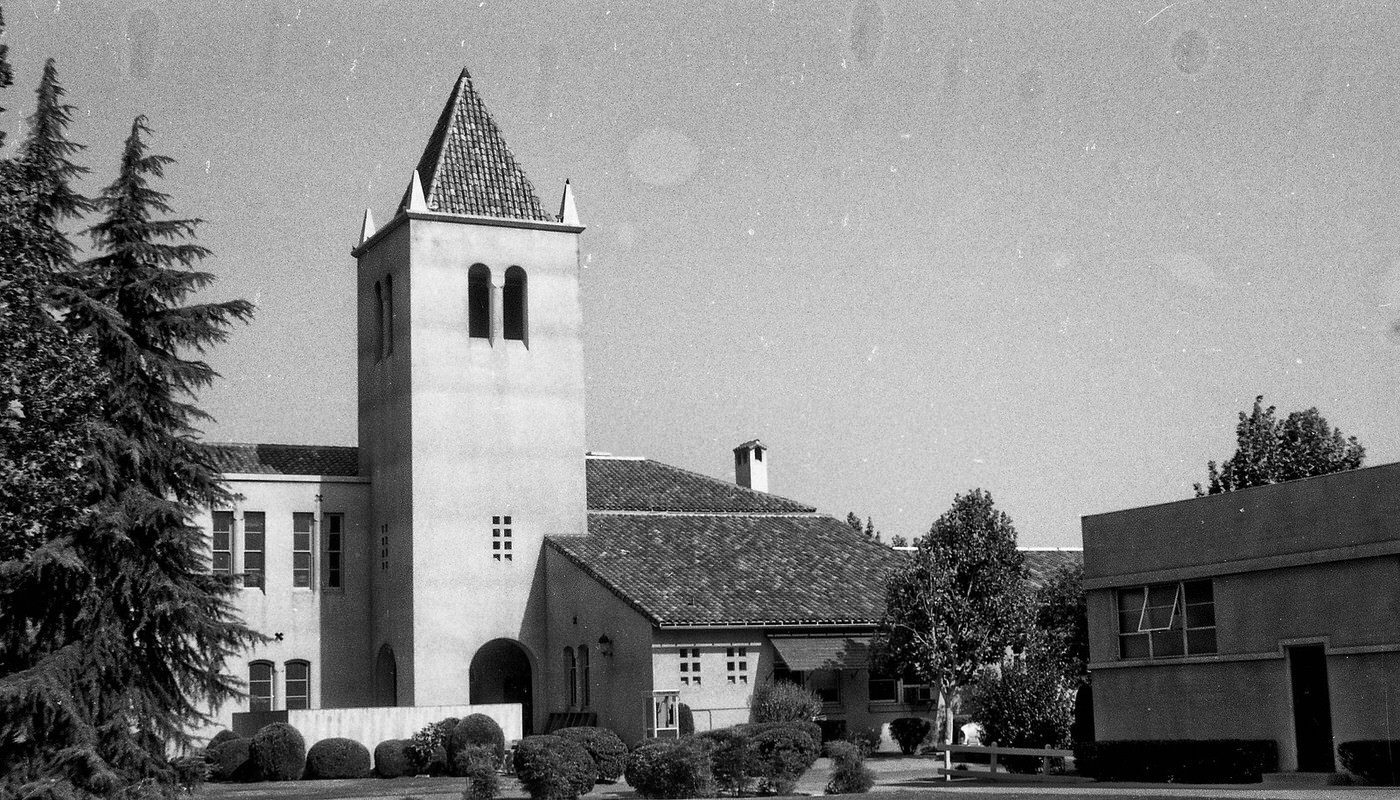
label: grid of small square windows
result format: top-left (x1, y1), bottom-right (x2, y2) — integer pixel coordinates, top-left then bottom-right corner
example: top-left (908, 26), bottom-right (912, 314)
top-left (380, 525), bottom-right (389, 572)
top-left (679, 648), bottom-right (702, 686)
top-left (493, 515), bottom-right (513, 561)
top-left (726, 647), bottom-right (748, 684)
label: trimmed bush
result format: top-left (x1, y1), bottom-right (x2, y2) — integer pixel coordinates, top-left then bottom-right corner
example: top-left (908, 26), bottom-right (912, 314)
top-left (678, 703), bottom-right (695, 737)
top-left (206, 737), bottom-right (253, 782)
top-left (411, 716), bottom-right (460, 774)
top-left (695, 726), bottom-right (754, 795)
top-left (249, 722), bottom-right (306, 782)
top-left (450, 714), bottom-right (507, 764)
top-left (1074, 739), bottom-right (1278, 783)
top-left (825, 741), bottom-right (875, 795)
top-left (844, 727), bottom-right (882, 756)
top-left (624, 739), bottom-right (714, 799)
top-left (749, 680), bottom-right (822, 723)
top-left (555, 726), bottom-right (627, 782)
top-left (1339, 740), bottom-right (1400, 785)
top-left (374, 738), bottom-right (416, 778)
top-left (751, 722), bottom-right (822, 795)
top-left (208, 729), bottom-right (240, 749)
top-left (458, 744), bottom-right (501, 800)
top-left (513, 735), bottom-right (596, 800)
top-left (306, 737), bottom-right (372, 779)
top-left (890, 717), bottom-right (931, 755)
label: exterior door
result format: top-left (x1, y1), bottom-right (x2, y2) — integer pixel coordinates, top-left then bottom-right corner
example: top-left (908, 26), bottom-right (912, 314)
top-left (1288, 645), bottom-right (1334, 771)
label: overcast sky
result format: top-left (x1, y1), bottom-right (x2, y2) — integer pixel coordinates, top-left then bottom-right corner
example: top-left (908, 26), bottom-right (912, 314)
top-left (9, 0), bottom-right (1400, 546)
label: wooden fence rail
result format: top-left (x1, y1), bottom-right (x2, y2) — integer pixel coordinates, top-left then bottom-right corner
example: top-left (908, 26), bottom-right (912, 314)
top-left (931, 742), bottom-right (1083, 783)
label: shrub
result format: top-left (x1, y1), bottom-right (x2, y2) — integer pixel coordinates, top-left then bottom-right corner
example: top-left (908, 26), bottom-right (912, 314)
top-left (1073, 739), bottom-right (1278, 783)
top-left (306, 737), bottom-right (372, 779)
top-left (375, 739), bottom-right (417, 778)
top-left (624, 739), bottom-right (714, 799)
top-left (1339, 740), bottom-right (1400, 785)
top-left (825, 741), bottom-right (875, 794)
top-left (451, 714), bottom-right (507, 764)
top-left (968, 660), bottom-right (1074, 773)
top-left (746, 720), bottom-right (822, 751)
top-left (171, 754), bottom-right (208, 791)
top-left (411, 717), bottom-right (460, 774)
top-left (458, 744), bottom-right (501, 800)
top-left (844, 728), bottom-right (882, 756)
top-left (208, 729), bottom-right (240, 749)
top-left (249, 722), bottom-right (306, 782)
top-left (889, 718), bottom-right (931, 755)
top-left (206, 737), bottom-right (254, 782)
top-left (749, 680), bottom-right (822, 723)
top-left (554, 726), bottom-right (627, 782)
top-left (751, 722), bottom-right (821, 795)
top-left (513, 735), bottom-right (596, 800)
top-left (696, 726), bottom-right (754, 795)
top-left (678, 703), bottom-right (695, 736)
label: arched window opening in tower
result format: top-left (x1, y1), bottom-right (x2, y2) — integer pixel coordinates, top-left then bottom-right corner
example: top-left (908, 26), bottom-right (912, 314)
top-left (504, 266), bottom-right (527, 341)
top-left (468, 264), bottom-right (491, 339)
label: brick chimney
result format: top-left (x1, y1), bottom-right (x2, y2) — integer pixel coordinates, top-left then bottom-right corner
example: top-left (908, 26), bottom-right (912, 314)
top-left (733, 439), bottom-right (768, 493)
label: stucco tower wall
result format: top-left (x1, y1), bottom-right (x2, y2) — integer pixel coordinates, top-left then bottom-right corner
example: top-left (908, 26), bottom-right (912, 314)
top-left (407, 216), bottom-right (588, 708)
top-left (357, 222), bottom-right (417, 704)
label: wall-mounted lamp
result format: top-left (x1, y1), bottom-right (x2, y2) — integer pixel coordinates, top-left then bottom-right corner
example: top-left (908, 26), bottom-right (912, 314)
top-left (598, 635), bottom-right (614, 658)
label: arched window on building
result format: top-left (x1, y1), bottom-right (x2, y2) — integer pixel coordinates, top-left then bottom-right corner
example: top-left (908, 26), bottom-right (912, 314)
top-left (285, 660), bottom-right (310, 710)
top-left (564, 646), bottom-right (577, 709)
top-left (578, 645), bottom-right (590, 708)
top-left (382, 274), bottom-right (395, 356)
top-left (249, 661), bottom-right (274, 711)
top-left (503, 266), bottom-right (527, 341)
top-left (468, 264), bottom-right (491, 339)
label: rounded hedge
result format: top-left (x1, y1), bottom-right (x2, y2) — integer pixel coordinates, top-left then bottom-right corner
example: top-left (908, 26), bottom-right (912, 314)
top-left (624, 739), bottom-right (714, 800)
top-left (513, 734), bottom-right (596, 800)
top-left (890, 717), bottom-right (931, 755)
top-left (249, 722), bottom-right (306, 782)
top-left (449, 714), bottom-right (506, 764)
top-left (750, 722), bottom-right (821, 795)
top-left (206, 738), bottom-right (254, 782)
top-left (748, 680), bottom-right (822, 723)
top-left (695, 726), bottom-right (754, 795)
top-left (208, 729), bottom-right (240, 749)
top-left (555, 726), bottom-right (627, 782)
top-left (305, 737), bottom-right (371, 779)
top-left (374, 738), bottom-right (416, 778)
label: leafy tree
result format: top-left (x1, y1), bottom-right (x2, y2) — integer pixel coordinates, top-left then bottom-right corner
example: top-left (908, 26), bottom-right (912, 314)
top-left (873, 488), bottom-right (1030, 745)
top-left (888, 534), bottom-right (909, 548)
top-left (1033, 563), bottom-right (1088, 685)
top-left (845, 512), bottom-right (883, 543)
top-left (968, 644), bottom-right (1075, 766)
top-left (1195, 395), bottom-right (1364, 496)
top-left (845, 511), bottom-right (863, 534)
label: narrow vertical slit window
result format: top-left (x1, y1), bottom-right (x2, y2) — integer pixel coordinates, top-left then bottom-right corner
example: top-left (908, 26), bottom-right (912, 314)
top-left (565, 647), bottom-right (577, 709)
top-left (383, 274), bottom-right (395, 356)
top-left (579, 645), bottom-right (591, 708)
top-left (374, 281), bottom-right (384, 360)
top-left (211, 511), bottom-right (233, 576)
top-left (292, 512), bottom-right (313, 588)
top-left (285, 661), bottom-right (310, 710)
top-left (324, 513), bottom-right (343, 589)
top-left (243, 512), bottom-right (265, 589)
top-left (503, 266), bottom-right (527, 341)
top-left (468, 264), bottom-right (491, 338)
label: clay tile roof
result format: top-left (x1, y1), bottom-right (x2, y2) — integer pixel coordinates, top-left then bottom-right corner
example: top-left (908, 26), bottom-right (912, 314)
top-left (1021, 548), bottom-right (1083, 590)
top-left (205, 443), bottom-right (359, 477)
top-left (550, 514), bottom-right (907, 626)
top-left (405, 67), bottom-right (552, 222)
top-left (586, 457), bottom-right (815, 514)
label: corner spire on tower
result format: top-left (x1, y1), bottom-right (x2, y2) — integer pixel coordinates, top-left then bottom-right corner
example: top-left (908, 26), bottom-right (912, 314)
top-left (558, 179), bottom-right (579, 226)
top-left (399, 67), bottom-right (551, 221)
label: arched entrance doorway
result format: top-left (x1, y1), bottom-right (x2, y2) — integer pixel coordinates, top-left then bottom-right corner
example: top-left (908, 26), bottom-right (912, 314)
top-left (470, 639), bottom-right (533, 735)
top-left (374, 644), bottom-right (398, 706)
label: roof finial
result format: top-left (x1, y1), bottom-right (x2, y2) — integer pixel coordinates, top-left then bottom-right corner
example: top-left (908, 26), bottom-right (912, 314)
top-left (359, 208), bottom-right (377, 244)
top-left (558, 179), bottom-right (580, 225)
top-left (407, 169), bottom-right (427, 212)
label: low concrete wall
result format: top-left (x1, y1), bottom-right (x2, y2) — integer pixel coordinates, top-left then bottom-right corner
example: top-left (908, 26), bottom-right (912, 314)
top-left (236, 703), bottom-right (522, 755)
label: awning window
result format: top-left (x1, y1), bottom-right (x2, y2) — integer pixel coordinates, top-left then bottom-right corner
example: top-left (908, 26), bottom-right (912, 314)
top-left (769, 636), bottom-right (872, 671)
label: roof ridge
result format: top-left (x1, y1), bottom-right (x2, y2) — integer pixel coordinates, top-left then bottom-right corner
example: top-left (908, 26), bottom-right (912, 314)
top-left (640, 458), bottom-right (818, 512)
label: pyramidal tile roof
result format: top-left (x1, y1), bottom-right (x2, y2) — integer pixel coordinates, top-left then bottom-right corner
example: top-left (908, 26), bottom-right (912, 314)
top-left (205, 443), bottom-right (360, 477)
top-left (404, 67), bottom-right (552, 222)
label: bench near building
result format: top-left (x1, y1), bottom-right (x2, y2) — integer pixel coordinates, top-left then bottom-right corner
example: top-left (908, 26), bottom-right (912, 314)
top-left (1083, 462), bottom-right (1400, 773)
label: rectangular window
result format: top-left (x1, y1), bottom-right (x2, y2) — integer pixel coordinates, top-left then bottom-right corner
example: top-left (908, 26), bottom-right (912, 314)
top-left (211, 511), bottom-right (233, 576)
top-left (810, 670), bottom-right (840, 703)
top-left (901, 682), bottom-right (932, 706)
top-left (324, 513), bottom-right (343, 588)
top-left (249, 662), bottom-right (273, 711)
top-left (285, 661), bottom-right (310, 710)
top-left (243, 512), bottom-right (265, 588)
top-left (726, 646), bottom-right (748, 685)
top-left (292, 513), bottom-right (314, 588)
top-left (679, 647), bottom-right (702, 687)
top-left (868, 670), bottom-right (897, 703)
top-left (1117, 579), bottom-right (1216, 660)
top-left (492, 515), bottom-right (513, 562)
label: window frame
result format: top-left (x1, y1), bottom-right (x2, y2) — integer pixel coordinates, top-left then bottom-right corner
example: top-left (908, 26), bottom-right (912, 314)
top-left (249, 660), bottom-right (274, 711)
top-left (492, 515), bottom-right (513, 562)
top-left (679, 647), bottom-right (702, 687)
top-left (324, 513), bottom-right (343, 589)
top-left (242, 512), bottom-right (266, 589)
top-left (285, 660), bottom-right (310, 710)
top-left (211, 510), bottom-right (233, 576)
top-left (565, 647), bottom-right (577, 709)
top-left (726, 646), bottom-right (749, 685)
top-left (292, 512), bottom-right (314, 589)
top-left (1117, 579), bottom-right (1216, 660)
top-left (579, 645), bottom-right (591, 708)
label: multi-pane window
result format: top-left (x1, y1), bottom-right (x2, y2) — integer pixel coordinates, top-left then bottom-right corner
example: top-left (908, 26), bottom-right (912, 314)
top-left (243, 512), bottom-right (266, 588)
top-left (292, 513), bottom-right (314, 588)
top-left (579, 646), bottom-right (591, 708)
top-left (249, 661), bottom-right (273, 711)
top-left (492, 515), bottom-right (513, 561)
top-left (809, 670), bottom-right (840, 703)
top-left (324, 513), bottom-right (343, 588)
top-left (1117, 579), bottom-right (1216, 659)
top-left (867, 670), bottom-right (897, 703)
top-left (726, 647), bottom-right (748, 684)
top-left (565, 647), bottom-right (577, 708)
top-left (679, 647), bottom-right (702, 686)
top-left (211, 511), bottom-right (233, 576)
top-left (901, 682), bottom-right (933, 706)
top-left (285, 661), bottom-right (309, 710)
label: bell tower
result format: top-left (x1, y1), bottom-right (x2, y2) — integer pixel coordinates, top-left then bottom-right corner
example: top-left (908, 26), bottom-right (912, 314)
top-left (352, 68), bottom-right (587, 721)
